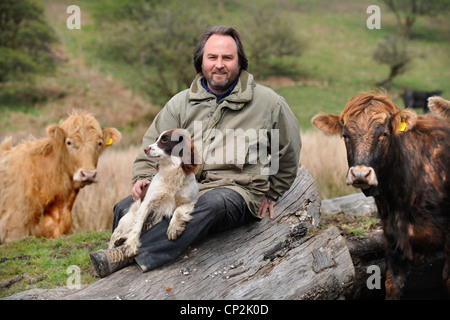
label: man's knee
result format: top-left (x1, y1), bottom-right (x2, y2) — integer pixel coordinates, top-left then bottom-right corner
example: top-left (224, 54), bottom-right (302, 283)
top-left (191, 188), bottom-right (251, 229)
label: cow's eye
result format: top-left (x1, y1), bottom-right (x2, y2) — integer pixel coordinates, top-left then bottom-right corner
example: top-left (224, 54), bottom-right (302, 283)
top-left (66, 139), bottom-right (73, 147)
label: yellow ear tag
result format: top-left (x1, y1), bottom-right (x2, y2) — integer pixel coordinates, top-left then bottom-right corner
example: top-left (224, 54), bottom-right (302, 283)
top-left (398, 119), bottom-right (407, 132)
top-left (106, 137), bottom-right (113, 146)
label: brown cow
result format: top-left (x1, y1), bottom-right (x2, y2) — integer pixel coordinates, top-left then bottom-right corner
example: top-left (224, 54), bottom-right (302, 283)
top-left (0, 111), bottom-right (121, 243)
top-left (312, 93), bottom-right (450, 299)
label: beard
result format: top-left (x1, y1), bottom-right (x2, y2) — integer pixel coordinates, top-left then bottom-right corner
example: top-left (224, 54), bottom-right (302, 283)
top-left (207, 78), bottom-right (231, 93)
top-left (204, 68), bottom-right (240, 94)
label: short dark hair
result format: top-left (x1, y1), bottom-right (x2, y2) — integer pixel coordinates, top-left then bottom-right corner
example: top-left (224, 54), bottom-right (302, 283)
top-left (193, 25), bottom-right (249, 74)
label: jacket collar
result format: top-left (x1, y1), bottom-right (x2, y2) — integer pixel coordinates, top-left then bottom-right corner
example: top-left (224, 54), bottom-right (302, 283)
top-left (188, 70), bottom-right (254, 103)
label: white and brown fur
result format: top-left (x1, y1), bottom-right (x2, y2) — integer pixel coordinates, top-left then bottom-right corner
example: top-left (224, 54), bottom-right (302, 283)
top-left (109, 129), bottom-right (199, 257)
top-left (428, 96), bottom-right (450, 120)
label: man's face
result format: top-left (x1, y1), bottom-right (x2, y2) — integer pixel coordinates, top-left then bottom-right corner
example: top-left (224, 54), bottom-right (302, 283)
top-left (202, 34), bottom-right (241, 95)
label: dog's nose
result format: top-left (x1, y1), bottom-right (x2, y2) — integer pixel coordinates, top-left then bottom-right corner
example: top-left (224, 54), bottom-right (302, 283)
top-left (144, 146), bottom-right (151, 156)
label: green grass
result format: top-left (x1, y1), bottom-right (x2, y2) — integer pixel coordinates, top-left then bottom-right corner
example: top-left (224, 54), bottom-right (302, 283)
top-left (321, 212), bottom-right (381, 237)
top-left (0, 231), bottom-right (110, 298)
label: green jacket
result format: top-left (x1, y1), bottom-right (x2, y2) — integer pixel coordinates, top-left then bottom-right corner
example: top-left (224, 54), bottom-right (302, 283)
top-left (132, 71), bottom-right (301, 217)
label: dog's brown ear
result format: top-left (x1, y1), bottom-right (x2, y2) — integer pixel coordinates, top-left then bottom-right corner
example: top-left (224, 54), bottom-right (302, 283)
top-left (172, 129), bottom-right (193, 164)
top-left (181, 138), bottom-right (196, 164)
top-left (176, 130), bottom-right (199, 175)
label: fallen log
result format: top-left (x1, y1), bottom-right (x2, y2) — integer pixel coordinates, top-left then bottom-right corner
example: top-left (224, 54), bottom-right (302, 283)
top-left (6, 166), bottom-right (356, 300)
top-left (321, 193), bottom-right (377, 216)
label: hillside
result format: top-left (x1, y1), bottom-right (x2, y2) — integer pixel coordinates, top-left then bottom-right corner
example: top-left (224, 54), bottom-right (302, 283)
top-left (1, 0), bottom-right (449, 138)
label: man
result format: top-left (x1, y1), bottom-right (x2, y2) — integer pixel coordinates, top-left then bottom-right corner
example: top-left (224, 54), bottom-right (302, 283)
top-left (90, 26), bottom-right (301, 277)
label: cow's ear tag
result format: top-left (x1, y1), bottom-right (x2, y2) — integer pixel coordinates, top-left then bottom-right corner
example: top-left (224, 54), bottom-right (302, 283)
top-left (398, 119), bottom-right (407, 132)
top-left (106, 137), bottom-right (113, 146)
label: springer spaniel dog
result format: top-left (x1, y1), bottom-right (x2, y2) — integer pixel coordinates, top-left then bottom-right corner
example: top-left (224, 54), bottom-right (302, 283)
top-left (109, 129), bottom-right (199, 257)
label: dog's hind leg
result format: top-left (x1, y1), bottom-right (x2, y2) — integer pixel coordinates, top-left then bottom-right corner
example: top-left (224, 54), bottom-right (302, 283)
top-left (122, 198), bottom-right (168, 256)
top-left (122, 202), bottom-right (154, 256)
top-left (109, 201), bottom-right (140, 249)
top-left (166, 202), bottom-right (195, 240)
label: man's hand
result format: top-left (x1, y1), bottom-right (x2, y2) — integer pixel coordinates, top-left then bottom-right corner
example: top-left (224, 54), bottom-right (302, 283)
top-left (132, 179), bottom-right (150, 201)
top-left (258, 196), bottom-right (277, 219)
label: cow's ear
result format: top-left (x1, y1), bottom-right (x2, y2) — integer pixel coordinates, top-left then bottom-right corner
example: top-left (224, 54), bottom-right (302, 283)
top-left (392, 110), bottom-right (417, 133)
top-left (312, 113), bottom-right (342, 135)
top-left (102, 127), bottom-right (121, 147)
top-left (47, 125), bottom-right (65, 143)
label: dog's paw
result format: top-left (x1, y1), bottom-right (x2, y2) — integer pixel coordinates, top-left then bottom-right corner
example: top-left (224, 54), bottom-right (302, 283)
top-left (123, 236), bottom-right (140, 257)
top-left (114, 237), bottom-right (126, 247)
top-left (108, 235), bottom-right (119, 249)
top-left (166, 224), bottom-right (185, 240)
top-left (109, 235), bottom-right (126, 249)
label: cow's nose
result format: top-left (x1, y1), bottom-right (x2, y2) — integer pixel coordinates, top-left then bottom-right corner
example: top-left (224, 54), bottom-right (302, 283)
top-left (346, 165), bottom-right (378, 189)
top-left (79, 169), bottom-right (97, 182)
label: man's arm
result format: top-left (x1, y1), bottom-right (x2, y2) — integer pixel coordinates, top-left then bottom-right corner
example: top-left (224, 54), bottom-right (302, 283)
top-left (266, 96), bottom-right (301, 200)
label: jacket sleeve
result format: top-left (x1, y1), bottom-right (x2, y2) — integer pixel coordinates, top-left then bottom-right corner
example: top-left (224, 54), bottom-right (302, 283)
top-left (266, 96), bottom-right (301, 200)
top-left (131, 100), bottom-right (181, 185)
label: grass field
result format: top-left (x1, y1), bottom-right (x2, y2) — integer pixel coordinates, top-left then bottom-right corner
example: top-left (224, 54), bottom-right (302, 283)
top-left (0, 231), bottom-right (110, 298)
top-left (0, 0), bottom-right (449, 297)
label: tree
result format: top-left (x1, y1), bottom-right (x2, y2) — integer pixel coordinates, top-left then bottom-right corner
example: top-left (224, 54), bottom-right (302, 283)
top-left (373, 37), bottom-right (414, 86)
top-left (373, 0), bottom-right (450, 86)
top-left (95, 1), bottom-right (306, 104)
top-left (96, 1), bottom-right (216, 103)
top-left (241, 7), bottom-right (306, 78)
top-left (0, 0), bottom-right (58, 82)
top-left (381, 0), bottom-right (450, 40)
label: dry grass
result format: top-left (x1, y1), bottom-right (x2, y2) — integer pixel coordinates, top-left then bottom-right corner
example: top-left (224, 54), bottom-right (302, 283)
top-left (301, 130), bottom-right (356, 200)
top-left (71, 146), bottom-right (138, 232)
top-left (70, 130), bottom-right (356, 233)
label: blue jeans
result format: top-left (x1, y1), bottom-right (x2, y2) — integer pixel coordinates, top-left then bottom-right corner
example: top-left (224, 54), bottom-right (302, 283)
top-left (112, 188), bottom-right (255, 272)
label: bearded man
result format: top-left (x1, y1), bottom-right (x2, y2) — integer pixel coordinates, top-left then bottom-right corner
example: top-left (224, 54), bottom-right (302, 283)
top-left (90, 25), bottom-right (301, 277)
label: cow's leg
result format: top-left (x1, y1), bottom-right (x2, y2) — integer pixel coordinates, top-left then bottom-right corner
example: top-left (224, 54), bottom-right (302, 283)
top-left (384, 246), bottom-right (408, 300)
top-left (443, 233), bottom-right (450, 297)
top-left (42, 211), bottom-right (63, 238)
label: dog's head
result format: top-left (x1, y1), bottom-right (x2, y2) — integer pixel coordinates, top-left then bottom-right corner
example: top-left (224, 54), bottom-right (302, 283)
top-left (144, 129), bottom-right (199, 175)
